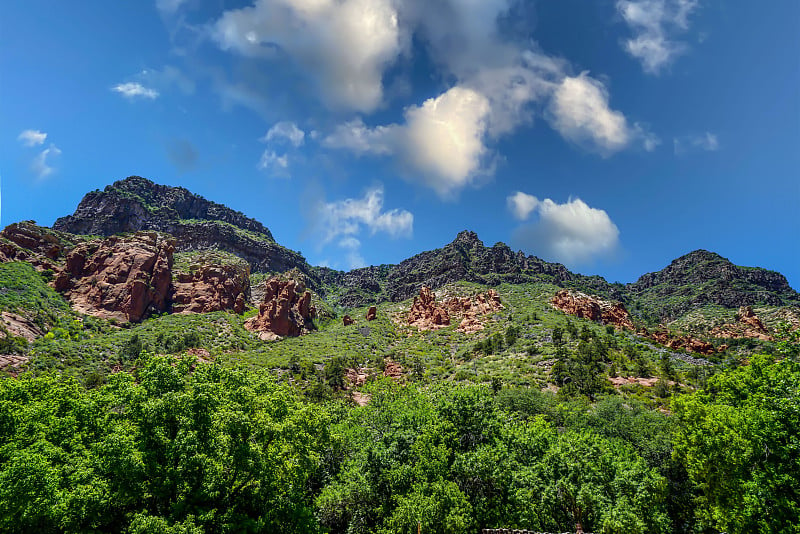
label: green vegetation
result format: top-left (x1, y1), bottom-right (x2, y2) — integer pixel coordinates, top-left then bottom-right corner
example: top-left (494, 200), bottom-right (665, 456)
top-left (173, 250), bottom-right (250, 274)
top-left (1, 350), bottom-right (797, 532)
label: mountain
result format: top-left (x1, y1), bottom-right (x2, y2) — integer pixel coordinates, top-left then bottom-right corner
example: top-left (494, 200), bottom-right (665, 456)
top-left (627, 249), bottom-right (800, 322)
top-left (315, 230), bottom-right (619, 307)
top-left (47, 177), bottom-right (800, 325)
top-left (53, 176), bottom-right (313, 277)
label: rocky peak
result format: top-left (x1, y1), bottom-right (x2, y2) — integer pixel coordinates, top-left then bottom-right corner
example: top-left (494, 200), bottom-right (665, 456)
top-left (54, 176), bottom-right (274, 240)
top-left (452, 230), bottom-right (482, 248)
top-left (628, 249), bottom-right (799, 320)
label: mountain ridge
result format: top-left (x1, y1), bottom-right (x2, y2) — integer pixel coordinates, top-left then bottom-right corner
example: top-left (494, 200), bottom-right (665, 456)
top-left (47, 176), bottom-right (799, 322)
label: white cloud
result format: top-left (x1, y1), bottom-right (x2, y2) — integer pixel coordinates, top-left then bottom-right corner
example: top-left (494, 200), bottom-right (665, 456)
top-left (263, 121), bottom-right (305, 147)
top-left (31, 144), bottom-right (62, 179)
top-left (18, 129), bottom-right (47, 147)
top-left (674, 131), bottom-right (719, 154)
top-left (511, 195), bottom-right (620, 266)
top-left (315, 185), bottom-right (413, 270)
top-left (617, 0), bottom-right (699, 74)
top-left (548, 73), bottom-right (631, 155)
top-left (507, 191), bottom-right (540, 221)
top-left (112, 82), bottom-right (159, 99)
top-left (318, 185), bottom-right (413, 244)
top-left (212, 0), bottom-right (403, 112)
top-left (257, 150), bottom-right (289, 172)
top-left (325, 86), bottom-right (492, 198)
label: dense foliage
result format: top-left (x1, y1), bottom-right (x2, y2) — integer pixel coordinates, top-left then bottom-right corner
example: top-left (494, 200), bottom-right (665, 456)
top-left (2, 349), bottom-right (798, 533)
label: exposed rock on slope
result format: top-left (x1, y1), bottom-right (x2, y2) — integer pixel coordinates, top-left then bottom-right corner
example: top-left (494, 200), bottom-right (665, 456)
top-left (550, 289), bottom-right (634, 330)
top-left (651, 329), bottom-right (717, 356)
top-left (53, 232), bottom-right (174, 322)
top-left (54, 175), bottom-right (273, 239)
top-left (171, 264), bottom-right (249, 314)
top-left (53, 176), bottom-right (315, 278)
top-left (405, 286), bottom-right (503, 332)
top-left (245, 277), bottom-right (316, 339)
top-left (407, 287), bottom-right (451, 330)
top-left (710, 306), bottom-right (772, 341)
top-left (0, 221), bottom-right (78, 270)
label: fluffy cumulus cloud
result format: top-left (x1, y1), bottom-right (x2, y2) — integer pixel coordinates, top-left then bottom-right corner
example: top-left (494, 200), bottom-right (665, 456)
top-left (210, 0), bottom-right (651, 196)
top-left (17, 129), bottom-right (47, 147)
top-left (257, 121), bottom-right (306, 175)
top-left (112, 82), bottom-right (159, 99)
top-left (212, 0), bottom-right (403, 112)
top-left (548, 73), bottom-right (631, 155)
top-left (507, 191), bottom-right (540, 221)
top-left (617, 0), bottom-right (699, 74)
top-left (316, 185), bottom-right (413, 269)
top-left (326, 86), bottom-right (492, 197)
top-left (508, 193), bottom-right (620, 266)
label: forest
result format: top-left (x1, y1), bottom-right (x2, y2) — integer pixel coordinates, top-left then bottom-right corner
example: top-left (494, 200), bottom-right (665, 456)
top-left (1, 342), bottom-right (797, 533)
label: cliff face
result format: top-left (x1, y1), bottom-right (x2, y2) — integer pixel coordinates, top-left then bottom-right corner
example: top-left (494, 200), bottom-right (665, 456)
top-left (53, 176), bottom-right (314, 278)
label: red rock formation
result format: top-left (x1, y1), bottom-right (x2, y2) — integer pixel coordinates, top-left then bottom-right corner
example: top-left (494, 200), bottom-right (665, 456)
top-left (710, 306), bottom-right (772, 341)
top-left (53, 232), bottom-right (174, 322)
top-left (244, 277), bottom-right (316, 339)
top-left (366, 306), bottom-right (377, 321)
top-left (343, 315), bottom-right (355, 326)
top-left (408, 286), bottom-right (450, 330)
top-left (383, 359), bottom-right (403, 379)
top-left (651, 329), bottom-right (716, 355)
top-left (404, 287), bottom-right (503, 332)
top-left (0, 221), bottom-right (69, 271)
top-left (550, 289), bottom-right (634, 330)
top-left (171, 263), bottom-right (250, 314)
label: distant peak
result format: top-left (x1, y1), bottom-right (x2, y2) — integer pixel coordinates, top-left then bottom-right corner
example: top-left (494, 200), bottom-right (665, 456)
top-left (453, 230), bottom-right (482, 246)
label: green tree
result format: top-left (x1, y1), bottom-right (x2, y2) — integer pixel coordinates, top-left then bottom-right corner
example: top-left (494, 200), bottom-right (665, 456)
top-left (672, 355), bottom-right (800, 532)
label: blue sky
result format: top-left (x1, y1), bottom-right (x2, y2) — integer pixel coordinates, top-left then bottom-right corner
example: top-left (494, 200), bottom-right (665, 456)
top-left (2, 0), bottom-right (798, 288)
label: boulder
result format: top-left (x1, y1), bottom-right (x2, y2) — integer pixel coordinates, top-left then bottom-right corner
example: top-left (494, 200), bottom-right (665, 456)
top-left (343, 315), bottom-right (355, 326)
top-left (710, 305), bottom-right (772, 341)
top-left (366, 306), bottom-right (377, 321)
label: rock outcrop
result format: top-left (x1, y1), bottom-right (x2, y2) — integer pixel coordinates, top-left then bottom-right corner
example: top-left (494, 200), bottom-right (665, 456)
top-left (408, 287), bottom-right (451, 330)
top-left (710, 306), bottom-right (772, 341)
top-left (651, 329), bottom-right (717, 355)
top-left (550, 290), bottom-right (635, 330)
top-left (171, 263), bottom-right (249, 314)
top-left (366, 306), bottom-right (377, 321)
top-left (342, 315), bottom-right (355, 326)
top-left (0, 221), bottom-right (77, 271)
top-left (244, 277), bottom-right (315, 339)
top-left (443, 290), bottom-right (503, 333)
top-left (405, 287), bottom-right (503, 332)
top-left (53, 232), bottom-right (174, 322)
